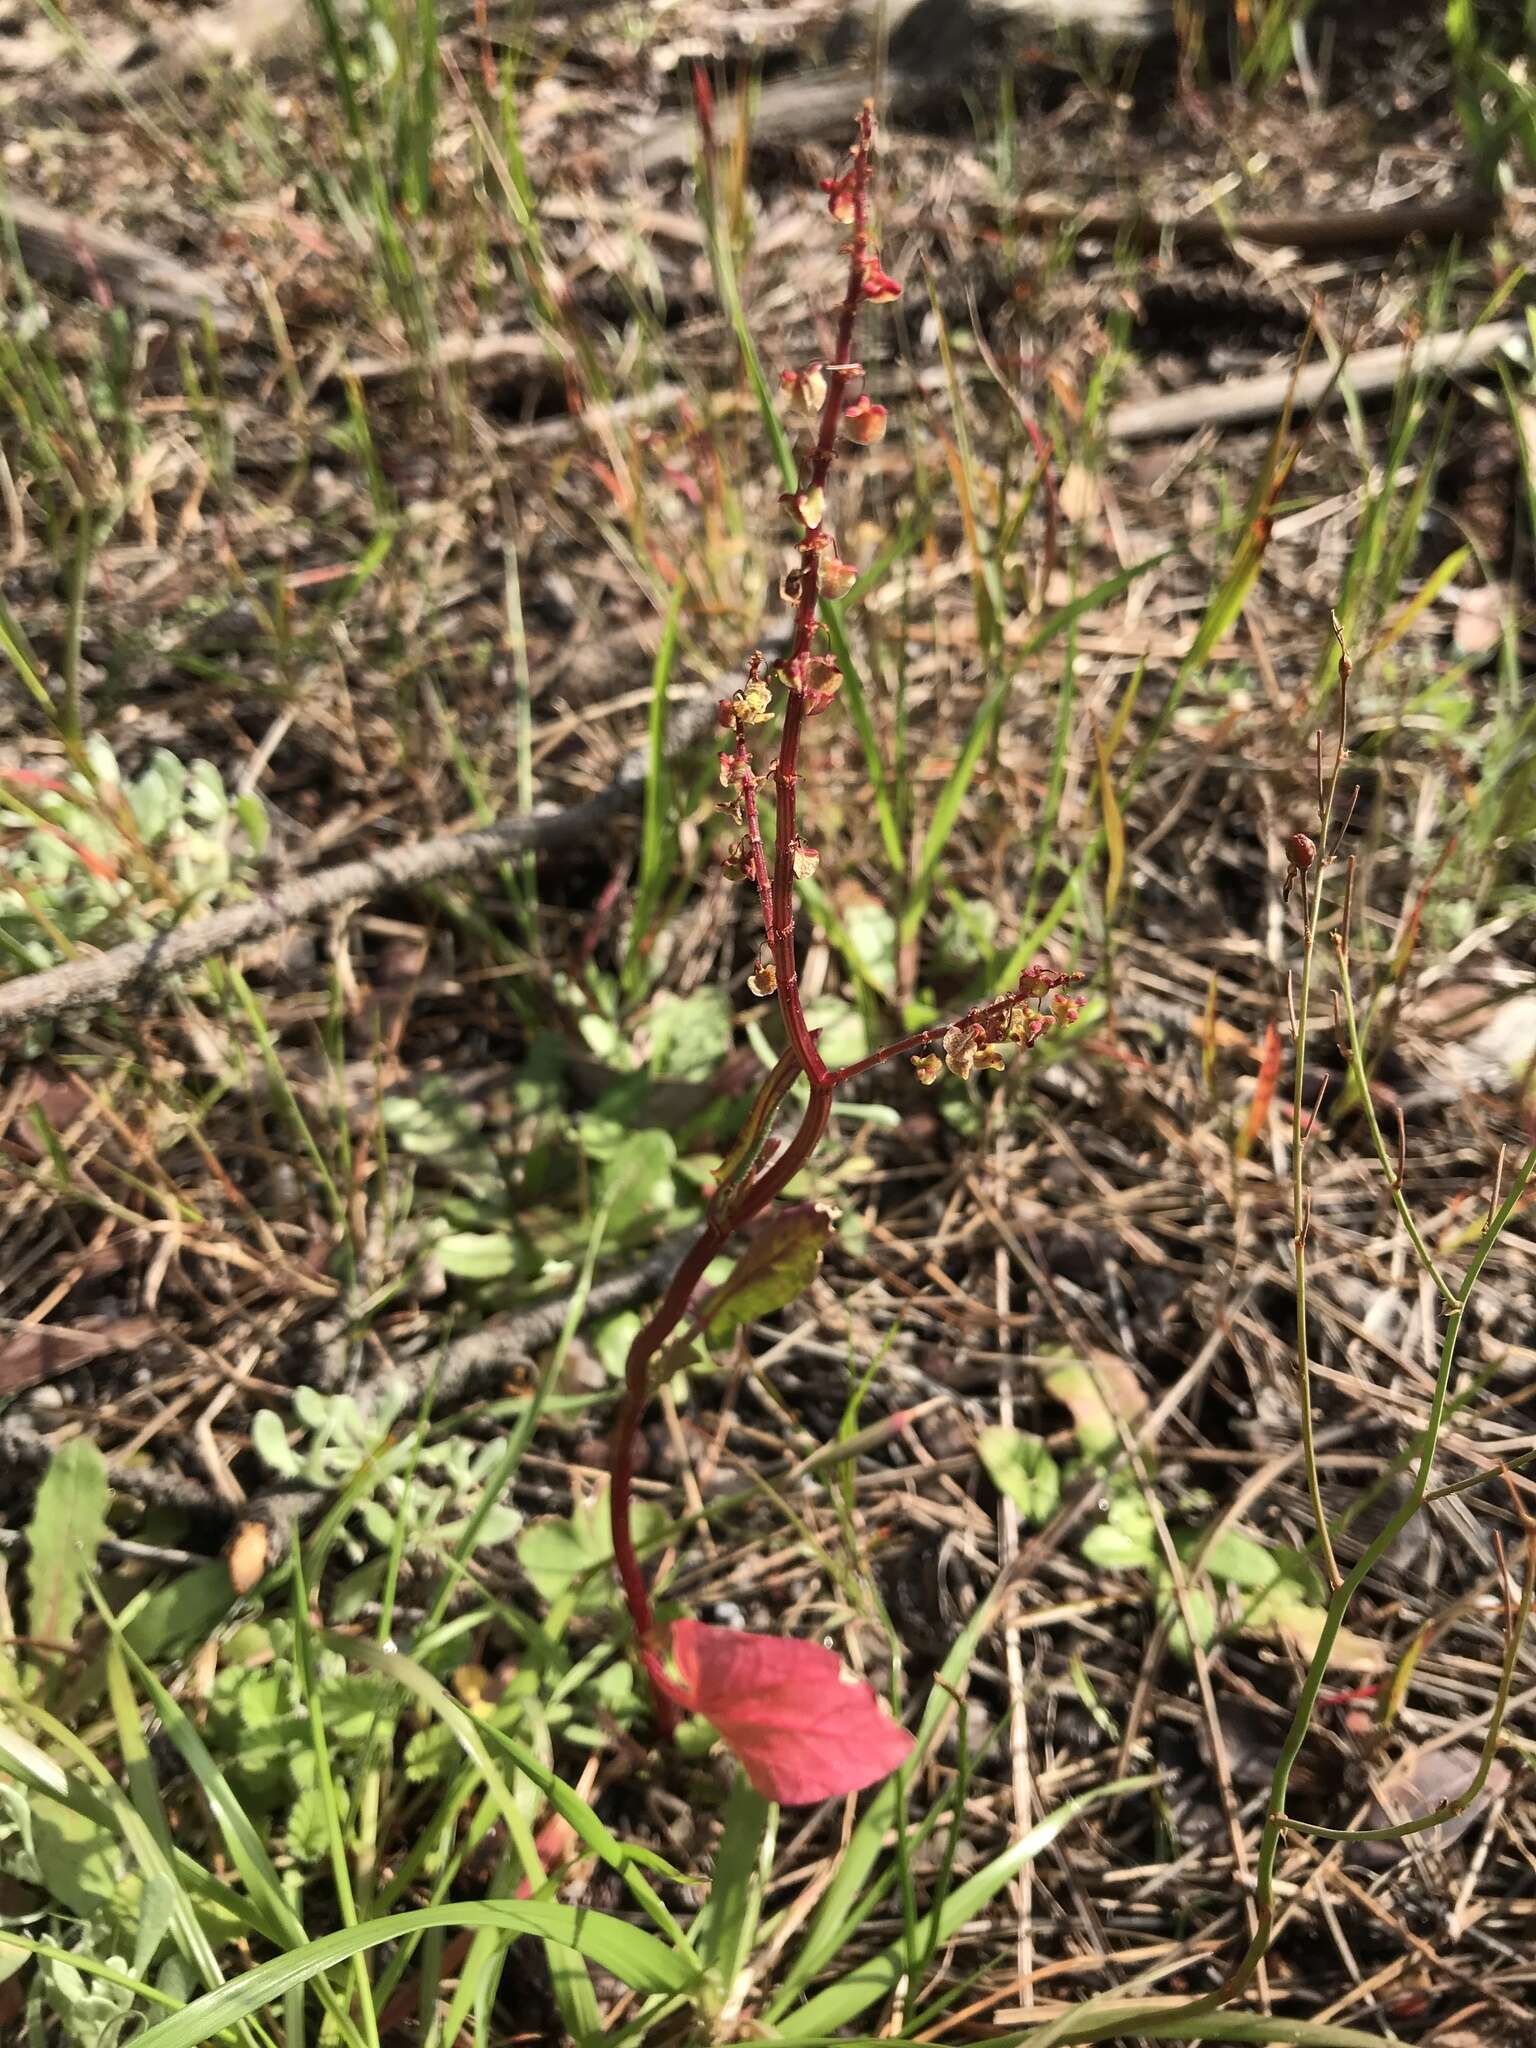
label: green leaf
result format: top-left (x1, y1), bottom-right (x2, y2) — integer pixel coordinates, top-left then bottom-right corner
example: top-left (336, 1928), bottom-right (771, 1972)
top-left (234, 793), bottom-right (268, 856)
top-left (123, 1564), bottom-right (233, 1664)
top-left (30, 1793), bottom-right (132, 1925)
top-left (1152, 1569), bottom-right (1217, 1659)
top-left (645, 986), bottom-right (733, 1082)
top-left (249, 1409), bottom-right (298, 1478)
top-left (600, 1129), bottom-right (676, 1236)
top-left (1043, 1356), bottom-right (1147, 1462)
top-left (131, 1900), bottom-right (697, 2047)
top-left (701, 1202), bottom-right (836, 1349)
top-left (693, 1773), bottom-right (771, 2010)
top-left (774, 1776), bottom-right (1155, 2037)
top-left (1091, 715), bottom-right (1126, 922)
top-left (1080, 1488), bottom-right (1158, 1572)
top-left (978, 1426), bottom-right (1061, 1525)
top-left (382, 1080), bottom-right (487, 1160)
top-left (436, 1230), bottom-right (520, 1280)
top-left (1081, 1520), bottom-right (1158, 1571)
top-left (1243, 1583), bottom-right (1382, 1671)
top-left (25, 1437), bottom-right (109, 1648)
top-left (1197, 1528), bottom-right (1282, 1591)
top-left (516, 1490), bottom-right (668, 1614)
top-left (593, 1309), bottom-right (642, 1380)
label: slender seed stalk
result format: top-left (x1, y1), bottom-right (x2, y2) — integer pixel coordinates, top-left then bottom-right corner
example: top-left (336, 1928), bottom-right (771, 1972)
top-left (607, 106), bottom-right (1077, 1728)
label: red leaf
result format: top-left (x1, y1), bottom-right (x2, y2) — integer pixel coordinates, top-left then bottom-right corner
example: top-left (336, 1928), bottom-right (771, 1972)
top-left (655, 1619), bottom-right (913, 1806)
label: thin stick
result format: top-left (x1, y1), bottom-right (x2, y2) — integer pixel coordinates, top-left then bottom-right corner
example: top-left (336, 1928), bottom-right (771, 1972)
top-left (0, 698), bottom-right (718, 1029)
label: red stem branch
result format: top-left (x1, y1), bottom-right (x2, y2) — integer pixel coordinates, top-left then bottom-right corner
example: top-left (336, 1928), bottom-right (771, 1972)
top-left (609, 106), bottom-right (892, 1729)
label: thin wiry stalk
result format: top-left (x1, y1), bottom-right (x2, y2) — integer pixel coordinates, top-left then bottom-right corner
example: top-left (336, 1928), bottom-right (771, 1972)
top-left (1285, 621), bottom-right (1354, 1594)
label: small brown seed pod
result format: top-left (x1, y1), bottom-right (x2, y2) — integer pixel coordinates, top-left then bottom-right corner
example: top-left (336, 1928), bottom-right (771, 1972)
top-left (1286, 831), bottom-right (1317, 871)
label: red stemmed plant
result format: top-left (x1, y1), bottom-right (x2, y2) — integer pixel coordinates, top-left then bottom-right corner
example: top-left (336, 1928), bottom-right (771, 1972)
top-left (609, 105), bottom-right (1079, 1806)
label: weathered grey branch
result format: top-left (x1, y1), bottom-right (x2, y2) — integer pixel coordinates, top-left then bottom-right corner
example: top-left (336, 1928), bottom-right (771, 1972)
top-left (1107, 319), bottom-right (1527, 444)
top-left (0, 1234), bottom-right (694, 1559)
top-left (1, 188), bottom-right (239, 332)
top-left (0, 697), bottom-right (718, 1031)
top-left (1007, 191), bottom-right (1502, 257)
top-left (231, 1229), bottom-right (696, 1578)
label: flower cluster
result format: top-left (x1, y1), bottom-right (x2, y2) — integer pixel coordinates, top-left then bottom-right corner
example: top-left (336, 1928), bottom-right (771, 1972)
top-left (908, 971), bottom-right (1084, 1087)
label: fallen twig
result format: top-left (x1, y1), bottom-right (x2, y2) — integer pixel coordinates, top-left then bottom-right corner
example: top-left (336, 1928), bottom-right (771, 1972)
top-left (2, 187), bottom-right (239, 332)
top-left (0, 1236), bottom-right (694, 1577)
top-left (0, 696), bottom-right (718, 1029)
top-left (1106, 319), bottom-right (1526, 443)
top-left (228, 1231), bottom-right (697, 1585)
top-left (1005, 191), bottom-right (1503, 257)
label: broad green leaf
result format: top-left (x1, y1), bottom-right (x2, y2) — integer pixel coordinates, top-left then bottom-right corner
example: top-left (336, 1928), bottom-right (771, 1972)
top-left (515, 1489), bottom-right (668, 1614)
top-left (1152, 1569), bottom-right (1217, 1659)
top-left (30, 1793), bottom-right (132, 1925)
top-left (249, 1409), bottom-right (298, 1478)
top-left (131, 1901), bottom-right (697, 2047)
top-left (1081, 1519), bottom-right (1158, 1572)
top-left (702, 1203), bottom-right (836, 1348)
top-left (1043, 1356), bottom-right (1147, 1461)
top-left (123, 1564), bottom-right (233, 1664)
top-left (1197, 1528), bottom-right (1282, 1591)
top-left (978, 1426), bottom-right (1061, 1525)
top-left (25, 1437), bottom-right (109, 1649)
top-left (436, 1231), bottom-right (520, 1281)
top-left (645, 987), bottom-right (733, 1081)
top-left (593, 1309), bottom-right (642, 1380)
top-left (600, 1129), bottom-right (677, 1236)
top-left (1243, 1583), bottom-right (1381, 1671)
top-left (1080, 1485), bottom-right (1158, 1573)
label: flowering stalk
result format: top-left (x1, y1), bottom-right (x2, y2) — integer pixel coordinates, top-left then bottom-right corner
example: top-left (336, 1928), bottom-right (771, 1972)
top-left (609, 106), bottom-right (1078, 1765)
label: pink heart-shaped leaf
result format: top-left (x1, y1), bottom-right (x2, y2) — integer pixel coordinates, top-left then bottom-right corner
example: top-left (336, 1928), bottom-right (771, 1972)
top-left (655, 1618), bottom-right (913, 1806)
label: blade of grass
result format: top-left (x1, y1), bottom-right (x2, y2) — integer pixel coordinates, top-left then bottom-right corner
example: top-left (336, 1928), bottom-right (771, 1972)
top-left (132, 1900), bottom-right (698, 2048)
top-left (623, 574), bottom-right (687, 997)
top-left (774, 1776), bottom-right (1155, 2037)
top-left (901, 554), bottom-right (1164, 952)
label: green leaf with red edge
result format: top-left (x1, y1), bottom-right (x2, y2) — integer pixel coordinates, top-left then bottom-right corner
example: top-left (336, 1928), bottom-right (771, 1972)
top-left (701, 1202), bottom-right (838, 1349)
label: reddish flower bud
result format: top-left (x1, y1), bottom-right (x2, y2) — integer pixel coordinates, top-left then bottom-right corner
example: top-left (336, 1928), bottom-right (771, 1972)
top-left (820, 173), bottom-right (857, 223)
top-left (797, 653), bottom-right (843, 715)
top-left (861, 262), bottom-right (901, 303)
top-left (842, 395), bottom-right (888, 445)
top-left (1286, 831), bottom-right (1317, 871)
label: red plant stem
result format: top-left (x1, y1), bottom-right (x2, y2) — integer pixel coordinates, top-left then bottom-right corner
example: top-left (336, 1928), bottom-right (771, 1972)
top-left (609, 1083), bottom-right (832, 1731)
top-left (765, 104), bottom-right (877, 1085)
top-left (609, 108), bottom-right (879, 1726)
